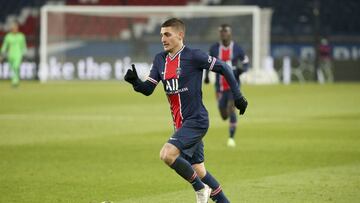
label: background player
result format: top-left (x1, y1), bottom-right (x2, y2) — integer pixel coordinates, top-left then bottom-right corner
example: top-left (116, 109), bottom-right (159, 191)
top-left (124, 18), bottom-right (248, 203)
top-left (318, 37), bottom-right (334, 82)
top-left (204, 24), bottom-right (250, 147)
top-left (0, 22), bottom-right (27, 87)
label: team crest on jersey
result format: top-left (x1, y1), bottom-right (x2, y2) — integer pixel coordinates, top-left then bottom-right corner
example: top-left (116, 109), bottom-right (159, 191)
top-left (176, 67), bottom-right (182, 77)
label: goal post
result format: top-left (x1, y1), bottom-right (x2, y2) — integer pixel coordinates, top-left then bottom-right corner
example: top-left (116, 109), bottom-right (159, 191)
top-left (40, 5), bottom-right (273, 83)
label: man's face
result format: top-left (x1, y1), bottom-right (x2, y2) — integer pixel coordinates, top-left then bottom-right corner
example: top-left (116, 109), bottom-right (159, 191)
top-left (11, 24), bottom-right (19, 33)
top-left (160, 26), bottom-right (183, 53)
top-left (219, 27), bottom-right (232, 43)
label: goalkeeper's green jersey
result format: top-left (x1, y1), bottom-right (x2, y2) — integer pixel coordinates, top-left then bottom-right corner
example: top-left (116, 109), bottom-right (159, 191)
top-left (1, 32), bottom-right (27, 57)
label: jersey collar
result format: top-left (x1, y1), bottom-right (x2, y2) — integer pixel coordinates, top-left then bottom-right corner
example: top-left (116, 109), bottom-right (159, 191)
top-left (220, 41), bottom-right (234, 49)
top-left (167, 45), bottom-right (185, 61)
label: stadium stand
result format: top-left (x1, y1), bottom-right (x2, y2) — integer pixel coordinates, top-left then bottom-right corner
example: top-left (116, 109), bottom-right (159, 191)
top-left (0, 0), bottom-right (359, 62)
top-left (0, 0), bottom-right (202, 47)
top-left (2, 0), bottom-right (359, 45)
top-left (240, 0), bottom-right (360, 37)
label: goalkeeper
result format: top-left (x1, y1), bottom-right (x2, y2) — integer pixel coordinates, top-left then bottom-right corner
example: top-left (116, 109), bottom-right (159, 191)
top-left (1, 22), bottom-right (27, 87)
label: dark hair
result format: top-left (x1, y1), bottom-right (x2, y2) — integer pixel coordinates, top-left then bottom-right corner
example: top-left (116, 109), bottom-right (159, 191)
top-left (219, 24), bottom-right (232, 32)
top-left (161, 18), bottom-right (185, 33)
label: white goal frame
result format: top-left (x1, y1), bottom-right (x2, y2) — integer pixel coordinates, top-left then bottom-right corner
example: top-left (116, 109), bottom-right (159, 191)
top-left (40, 5), bottom-right (263, 82)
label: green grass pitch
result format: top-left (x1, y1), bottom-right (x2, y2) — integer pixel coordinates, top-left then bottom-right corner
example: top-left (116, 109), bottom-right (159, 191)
top-left (0, 81), bottom-right (359, 203)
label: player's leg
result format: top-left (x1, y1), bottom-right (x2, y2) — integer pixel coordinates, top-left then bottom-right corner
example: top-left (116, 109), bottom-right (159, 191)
top-left (9, 56), bottom-right (22, 87)
top-left (160, 126), bottom-right (209, 193)
top-left (193, 163), bottom-right (230, 202)
top-left (227, 98), bottom-right (237, 147)
top-left (160, 143), bottom-right (205, 192)
top-left (8, 57), bottom-right (18, 86)
top-left (184, 145), bottom-right (211, 202)
top-left (217, 91), bottom-right (229, 120)
top-left (164, 126), bottom-right (211, 202)
top-left (324, 59), bottom-right (334, 82)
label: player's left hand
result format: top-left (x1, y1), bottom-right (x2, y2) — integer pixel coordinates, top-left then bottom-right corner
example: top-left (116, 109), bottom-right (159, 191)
top-left (234, 96), bottom-right (248, 115)
top-left (124, 64), bottom-right (139, 85)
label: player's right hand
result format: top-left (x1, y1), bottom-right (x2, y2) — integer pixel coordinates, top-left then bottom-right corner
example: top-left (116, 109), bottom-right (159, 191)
top-left (234, 96), bottom-right (248, 115)
top-left (124, 64), bottom-right (139, 85)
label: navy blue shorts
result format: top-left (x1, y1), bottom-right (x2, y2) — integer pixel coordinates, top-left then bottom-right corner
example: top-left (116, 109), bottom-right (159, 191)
top-left (168, 126), bottom-right (208, 165)
top-left (218, 90), bottom-right (233, 109)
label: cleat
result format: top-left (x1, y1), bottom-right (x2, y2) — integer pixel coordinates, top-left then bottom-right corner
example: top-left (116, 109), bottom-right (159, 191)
top-left (227, 138), bottom-right (236, 147)
top-left (195, 184), bottom-right (211, 203)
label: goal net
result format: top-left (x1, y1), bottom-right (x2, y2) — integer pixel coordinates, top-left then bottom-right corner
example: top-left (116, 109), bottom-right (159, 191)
top-left (40, 5), bottom-right (275, 83)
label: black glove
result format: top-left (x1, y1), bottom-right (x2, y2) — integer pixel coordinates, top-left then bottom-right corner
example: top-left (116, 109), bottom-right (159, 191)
top-left (124, 64), bottom-right (139, 85)
top-left (204, 76), bottom-right (210, 84)
top-left (234, 96), bottom-right (248, 115)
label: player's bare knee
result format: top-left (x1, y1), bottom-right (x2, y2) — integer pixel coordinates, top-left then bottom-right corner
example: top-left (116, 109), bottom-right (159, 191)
top-left (192, 163), bottom-right (206, 178)
top-left (159, 149), bottom-right (165, 161)
top-left (159, 146), bottom-right (169, 161)
top-left (159, 143), bottom-right (179, 165)
top-left (161, 153), bottom-right (176, 166)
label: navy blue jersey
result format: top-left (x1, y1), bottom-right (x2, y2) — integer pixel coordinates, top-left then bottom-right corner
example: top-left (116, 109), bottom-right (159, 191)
top-left (143, 46), bottom-right (241, 130)
top-left (209, 41), bottom-right (249, 92)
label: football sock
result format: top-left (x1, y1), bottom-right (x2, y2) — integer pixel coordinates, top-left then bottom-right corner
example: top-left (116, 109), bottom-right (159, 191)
top-left (201, 171), bottom-right (230, 203)
top-left (170, 156), bottom-right (204, 191)
top-left (229, 111), bottom-right (237, 138)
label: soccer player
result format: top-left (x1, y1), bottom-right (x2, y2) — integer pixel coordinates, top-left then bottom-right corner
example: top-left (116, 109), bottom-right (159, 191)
top-left (124, 18), bottom-right (247, 203)
top-left (0, 22), bottom-right (27, 87)
top-left (318, 37), bottom-right (334, 82)
top-left (204, 24), bottom-right (250, 147)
